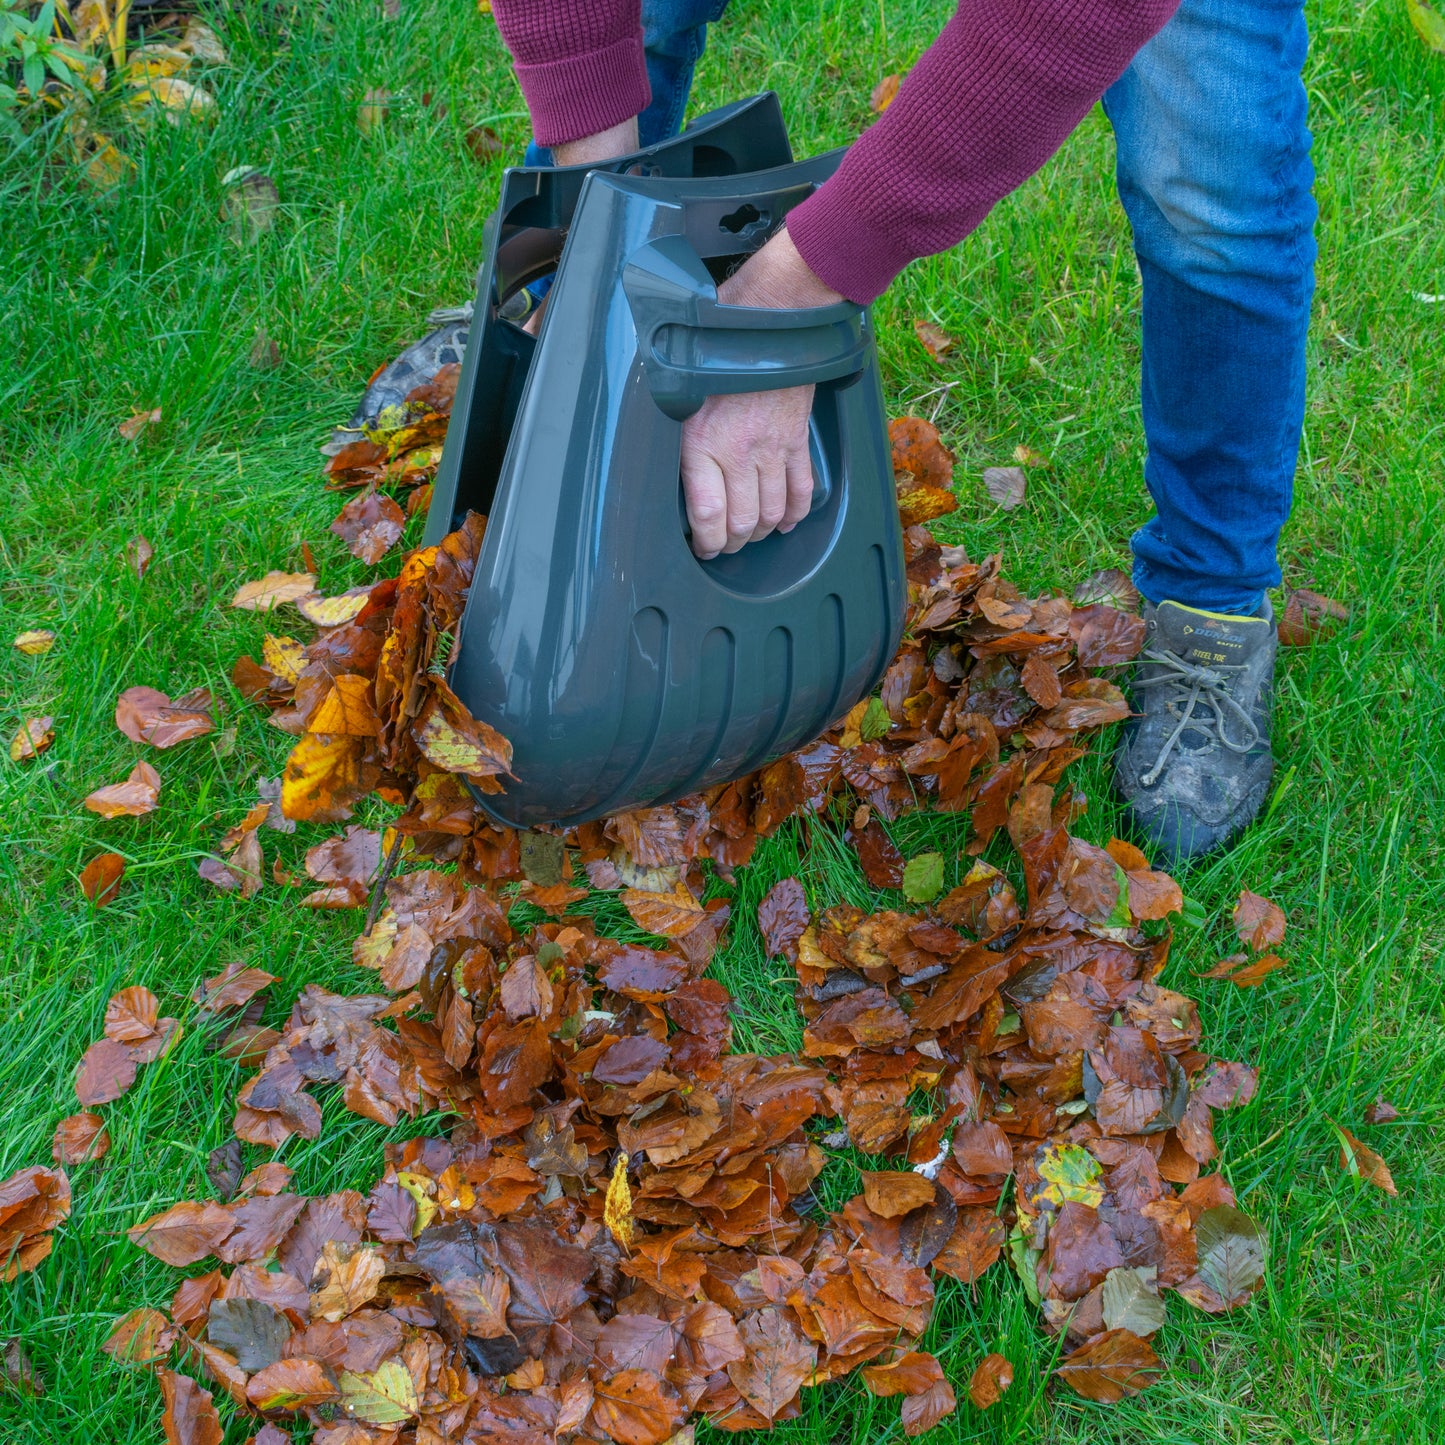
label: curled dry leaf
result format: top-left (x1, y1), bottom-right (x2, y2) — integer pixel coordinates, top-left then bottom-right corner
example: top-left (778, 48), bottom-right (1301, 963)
top-left (9, 717), bottom-right (54, 762)
top-left (0, 1165), bottom-right (71, 1282)
top-left (231, 572), bottom-right (317, 612)
top-left (84, 760), bottom-right (161, 818)
top-left (118, 407), bottom-right (161, 441)
top-left (13, 629), bottom-right (55, 655)
top-left (79, 852), bottom-right (126, 906)
top-left (1365, 1097), bottom-right (1400, 1125)
top-left (967, 1352), bottom-right (1013, 1410)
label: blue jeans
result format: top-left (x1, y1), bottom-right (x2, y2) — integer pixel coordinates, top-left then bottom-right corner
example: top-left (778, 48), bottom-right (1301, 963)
top-left (524, 0), bottom-right (1315, 614)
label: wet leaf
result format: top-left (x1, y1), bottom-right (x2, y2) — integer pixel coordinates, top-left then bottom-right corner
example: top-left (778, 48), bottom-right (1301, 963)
top-left (208, 1297), bottom-right (291, 1372)
top-left (75, 1038), bottom-right (138, 1105)
top-left (231, 572), bottom-right (317, 612)
top-left (157, 1368), bottom-right (223, 1445)
top-left (128, 1200), bottom-right (236, 1266)
top-left (966, 1353), bottom-right (1013, 1409)
top-left (13, 630), bottom-right (55, 655)
top-left (246, 1357), bottom-right (340, 1411)
top-left (982, 466), bottom-right (1027, 510)
top-left (1054, 1329), bottom-right (1162, 1402)
top-left (727, 1308), bottom-right (817, 1422)
top-left (337, 1360), bottom-right (417, 1424)
top-left (888, 417), bottom-right (955, 489)
top-left (79, 852), bottom-right (126, 906)
top-left (758, 877), bottom-right (809, 962)
top-left (901, 852), bottom-right (944, 903)
top-left (102, 1307), bottom-right (173, 1365)
top-left (1194, 1206), bottom-right (1266, 1300)
top-left (1100, 1266), bottom-right (1166, 1336)
top-left (860, 1170), bottom-right (936, 1219)
top-left (115, 685), bottom-right (214, 748)
top-left (413, 681), bottom-right (512, 780)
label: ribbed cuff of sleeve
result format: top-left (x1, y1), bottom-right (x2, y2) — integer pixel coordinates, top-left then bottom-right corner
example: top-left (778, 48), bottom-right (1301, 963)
top-left (512, 31), bottom-right (650, 147)
top-left (786, 175), bottom-right (917, 307)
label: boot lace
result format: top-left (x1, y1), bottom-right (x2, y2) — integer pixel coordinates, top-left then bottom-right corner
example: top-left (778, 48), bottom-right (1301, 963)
top-left (1133, 649), bottom-right (1261, 787)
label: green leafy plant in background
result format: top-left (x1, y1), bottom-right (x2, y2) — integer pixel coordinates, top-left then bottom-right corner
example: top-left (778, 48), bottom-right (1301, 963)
top-left (1406, 0), bottom-right (1445, 51)
top-left (0, 0), bottom-right (226, 180)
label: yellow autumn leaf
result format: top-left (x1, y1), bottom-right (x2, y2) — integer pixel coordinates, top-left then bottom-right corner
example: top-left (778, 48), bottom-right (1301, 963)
top-left (604, 1152), bottom-right (635, 1248)
top-left (122, 45), bottom-right (192, 82)
top-left (13, 630), bottom-right (56, 655)
top-left (9, 717), bottom-right (55, 762)
top-left (134, 76), bottom-right (218, 121)
top-left (280, 731), bottom-right (367, 821)
top-left (396, 1171), bottom-right (439, 1234)
top-left (309, 675), bottom-right (379, 736)
top-left (338, 1360), bottom-right (418, 1425)
top-left (296, 591), bottom-right (369, 627)
top-left (262, 634), bottom-right (306, 685)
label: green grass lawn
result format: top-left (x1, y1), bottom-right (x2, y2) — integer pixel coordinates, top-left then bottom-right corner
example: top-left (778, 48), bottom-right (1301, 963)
top-left (2, 0), bottom-right (1443, 1438)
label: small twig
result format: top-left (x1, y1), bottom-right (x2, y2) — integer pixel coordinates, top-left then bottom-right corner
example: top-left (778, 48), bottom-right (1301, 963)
top-left (364, 828), bottom-right (405, 936)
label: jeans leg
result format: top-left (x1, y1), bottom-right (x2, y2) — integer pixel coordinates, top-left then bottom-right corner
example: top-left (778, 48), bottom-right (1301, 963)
top-left (1103, 0), bottom-right (1316, 614)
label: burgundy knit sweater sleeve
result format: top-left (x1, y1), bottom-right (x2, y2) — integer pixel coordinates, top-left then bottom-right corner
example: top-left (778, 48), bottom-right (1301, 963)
top-left (489, 0), bottom-right (1181, 303)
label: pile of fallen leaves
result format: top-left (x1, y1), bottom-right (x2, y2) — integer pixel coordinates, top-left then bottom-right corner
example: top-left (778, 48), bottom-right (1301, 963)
top-left (42, 411), bottom-right (1298, 1443)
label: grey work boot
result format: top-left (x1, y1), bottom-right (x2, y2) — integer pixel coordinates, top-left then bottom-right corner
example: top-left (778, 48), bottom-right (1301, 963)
top-left (1114, 598), bottom-right (1278, 865)
top-left (323, 284), bottom-right (537, 455)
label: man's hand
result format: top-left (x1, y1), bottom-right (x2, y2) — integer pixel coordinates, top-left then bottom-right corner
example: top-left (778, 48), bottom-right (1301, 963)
top-left (682, 228), bottom-right (844, 559)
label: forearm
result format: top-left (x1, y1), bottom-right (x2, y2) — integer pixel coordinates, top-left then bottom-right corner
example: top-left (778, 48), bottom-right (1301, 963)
top-left (788, 0), bottom-right (1182, 303)
top-left (489, 0), bottom-right (649, 146)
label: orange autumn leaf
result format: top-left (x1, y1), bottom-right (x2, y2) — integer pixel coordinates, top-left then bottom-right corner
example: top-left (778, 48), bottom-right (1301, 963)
top-left (309, 675), bottom-right (380, 736)
top-left (280, 732), bottom-right (370, 822)
top-left (1332, 1119), bottom-right (1397, 1196)
top-left (870, 73), bottom-right (900, 112)
top-left (967, 1352), bottom-right (1014, 1409)
top-left (230, 571), bottom-right (317, 612)
top-left (84, 761), bottom-right (161, 818)
top-left (79, 852), bottom-right (126, 906)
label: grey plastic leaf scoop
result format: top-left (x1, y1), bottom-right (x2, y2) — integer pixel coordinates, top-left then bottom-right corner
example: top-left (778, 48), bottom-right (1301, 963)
top-left (435, 147), bottom-right (907, 828)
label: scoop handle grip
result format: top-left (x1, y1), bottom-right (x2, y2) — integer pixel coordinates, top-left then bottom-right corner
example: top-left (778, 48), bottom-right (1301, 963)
top-left (623, 234), bottom-right (868, 421)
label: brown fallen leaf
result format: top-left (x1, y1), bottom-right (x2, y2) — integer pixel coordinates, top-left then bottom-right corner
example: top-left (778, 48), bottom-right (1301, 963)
top-left (125, 535), bottom-right (155, 580)
top-left (870, 74), bottom-right (900, 112)
top-left (52, 1111), bottom-right (110, 1165)
top-left (1233, 888), bottom-right (1286, 951)
top-left (9, 716), bottom-right (54, 762)
top-left (230, 572), bottom-right (317, 612)
top-left (1365, 1097), bottom-right (1400, 1125)
top-left (119, 407), bottom-right (161, 441)
top-left (1054, 1328), bottom-right (1162, 1402)
top-left (914, 319), bottom-right (955, 359)
top-left (465, 123), bottom-right (506, 161)
top-left (1198, 951), bottom-right (1287, 988)
top-left (1277, 588), bottom-right (1348, 646)
top-left (79, 852), bottom-right (127, 906)
top-left (331, 492), bottom-right (406, 565)
top-left (1, 1337), bottom-right (44, 1397)
top-left (13, 630), bottom-right (55, 655)
top-left (983, 466), bottom-right (1027, 510)
top-left (115, 685), bottom-right (214, 748)
top-left (1332, 1120), bottom-right (1397, 1196)
top-left (75, 1038), bottom-right (138, 1106)
top-left (967, 1352), bottom-right (1013, 1409)
top-left (888, 416), bottom-right (955, 489)
top-left (84, 761), bottom-right (161, 819)
top-left (757, 877), bottom-right (809, 963)
top-left (158, 1367), bottom-right (223, 1445)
